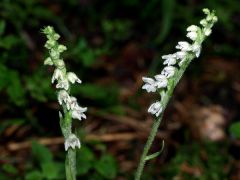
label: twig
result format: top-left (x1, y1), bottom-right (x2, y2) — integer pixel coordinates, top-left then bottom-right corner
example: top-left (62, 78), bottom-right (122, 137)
top-left (91, 110), bottom-right (167, 138)
top-left (6, 132), bottom-right (153, 151)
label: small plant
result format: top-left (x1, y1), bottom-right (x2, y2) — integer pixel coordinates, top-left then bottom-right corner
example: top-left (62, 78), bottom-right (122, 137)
top-left (136, 8), bottom-right (218, 180)
top-left (42, 26), bottom-right (87, 180)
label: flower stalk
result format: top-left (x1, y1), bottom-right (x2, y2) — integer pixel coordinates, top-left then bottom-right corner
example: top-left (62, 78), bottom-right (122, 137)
top-left (42, 26), bottom-right (87, 180)
top-left (135, 9), bottom-right (217, 180)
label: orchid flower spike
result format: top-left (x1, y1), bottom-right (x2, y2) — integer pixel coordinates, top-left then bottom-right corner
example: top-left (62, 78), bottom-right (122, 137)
top-left (42, 26), bottom-right (88, 151)
top-left (141, 9), bottom-right (217, 117)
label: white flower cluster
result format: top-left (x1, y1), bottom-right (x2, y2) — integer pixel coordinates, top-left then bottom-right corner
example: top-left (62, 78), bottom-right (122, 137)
top-left (142, 9), bottom-right (217, 117)
top-left (43, 26), bottom-right (87, 151)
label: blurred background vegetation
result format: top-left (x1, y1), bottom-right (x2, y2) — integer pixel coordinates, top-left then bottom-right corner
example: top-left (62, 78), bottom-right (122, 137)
top-left (0, 0), bottom-right (240, 179)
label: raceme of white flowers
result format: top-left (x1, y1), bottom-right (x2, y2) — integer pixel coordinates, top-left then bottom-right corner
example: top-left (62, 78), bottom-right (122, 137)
top-left (42, 26), bottom-right (87, 151)
top-left (142, 9), bottom-right (217, 117)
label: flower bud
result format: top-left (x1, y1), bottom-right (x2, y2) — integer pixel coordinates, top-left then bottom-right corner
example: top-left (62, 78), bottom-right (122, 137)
top-left (44, 57), bottom-right (53, 66)
top-left (187, 25), bottom-right (198, 32)
top-left (53, 33), bottom-right (60, 40)
top-left (55, 59), bottom-right (65, 68)
top-left (67, 72), bottom-right (82, 84)
top-left (52, 69), bottom-right (64, 84)
top-left (186, 31), bottom-right (198, 41)
top-left (203, 28), bottom-right (212, 36)
top-left (57, 45), bottom-right (67, 53)
top-left (42, 26), bottom-right (54, 34)
top-left (45, 39), bottom-right (55, 49)
top-left (50, 50), bottom-right (60, 60)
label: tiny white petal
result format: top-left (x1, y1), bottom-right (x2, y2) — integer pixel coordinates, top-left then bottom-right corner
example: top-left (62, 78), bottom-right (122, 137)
top-left (203, 28), bottom-right (212, 36)
top-left (56, 79), bottom-right (69, 90)
top-left (200, 19), bottom-right (207, 26)
top-left (59, 111), bottom-right (63, 119)
top-left (66, 96), bottom-right (78, 110)
top-left (186, 31), bottom-right (198, 41)
top-left (161, 66), bottom-right (176, 78)
top-left (57, 45), bottom-right (67, 53)
top-left (52, 69), bottom-right (64, 84)
top-left (176, 51), bottom-right (187, 60)
top-left (58, 90), bottom-right (70, 105)
top-left (50, 50), bottom-right (60, 59)
top-left (67, 72), bottom-right (82, 84)
top-left (163, 59), bottom-right (176, 66)
top-left (44, 57), bottom-right (53, 66)
top-left (72, 105), bottom-right (87, 121)
top-left (142, 77), bottom-right (155, 84)
top-left (212, 16), bottom-right (218, 22)
top-left (192, 44), bottom-right (202, 58)
top-left (187, 25), bottom-right (198, 32)
top-left (176, 41), bottom-right (192, 51)
top-left (162, 54), bottom-right (177, 66)
top-left (154, 74), bottom-right (168, 88)
top-left (206, 16), bottom-right (212, 22)
top-left (148, 101), bottom-right (162, 117)
top-left (162, 54), bottom-right (176, 60)
top-left (64, 134), bottom-right (81, 151)
top-left (142, 84), bottom-right (157, 93)
top-left (55, 59), bottom-right (65, 68)
top-left (142, 77), bottom-right (157, 93)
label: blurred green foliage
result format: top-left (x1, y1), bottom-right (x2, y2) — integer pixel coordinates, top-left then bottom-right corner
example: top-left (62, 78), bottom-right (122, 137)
top-left (29, 142), bottom-right (117, 180)
top-left (229, 122), bottom-right (240, 138)
top-left (160, 142), bottom-right (231, 179)
top-left (0, 141), bottom-right (118, 179)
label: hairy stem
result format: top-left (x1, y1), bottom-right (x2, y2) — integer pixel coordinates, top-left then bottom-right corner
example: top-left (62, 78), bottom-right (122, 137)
top-left (66, 148), bottom-right (76, 180)
top-left (61, 109), bottom-right (76, 180)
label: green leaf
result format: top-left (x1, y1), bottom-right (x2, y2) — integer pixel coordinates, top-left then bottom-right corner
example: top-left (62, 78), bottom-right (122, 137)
top-left (155, 0), bottom-right (175, 44)
top-left (0, 64), bottom-right (9, 90)
top-left (72, 84), bottom-right (119, 106)
top-left (0, 174), bottom-right (8, 180)
top-left (0, 35), bottom-right (20, 49)
top-left (25, 73), bottom-right (53, 102)
top-left (71, 39), bottom-right (96, 67)
top-left (31, 141), bottom-right (53, 164)
top-left (2, 164), bottom-right (18, 175)
top-left (74, 84), bottom-right (107, 99)
top-left (0, 20), bottom-right (6, 36)
top-left (25, 171), bottom-right (43, 180)
top-left (94, 155), bottom-right (117, 179)
top-left (7, 71), bottom-right (26, 106)
top-left (76, 146), bottom-right (95, 175)
top-left (229, 122), bottom-right (240, 138)
top-left (105, 105), bottom-right (126, 115)
top-left (102, 20), bottom-right (131, 40)
top-left (32, 7), bottom-right (54, 20)
top-left (145, 140), bottom-right (164, 161)
top-left (82, 51), bottom-right (96, 67)
top-left (41, 162), bottom-right (63, 179)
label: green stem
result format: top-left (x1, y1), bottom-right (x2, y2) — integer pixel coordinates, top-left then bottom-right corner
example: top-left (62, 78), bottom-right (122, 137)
top-left (60, 109), bottom-right (77, 180)
top-left (135, 54), bottom-right (194, 180)
top-left (66, 148), bottom-right (77, 180)
top-left (135, 115), bottom-right (163, 180)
